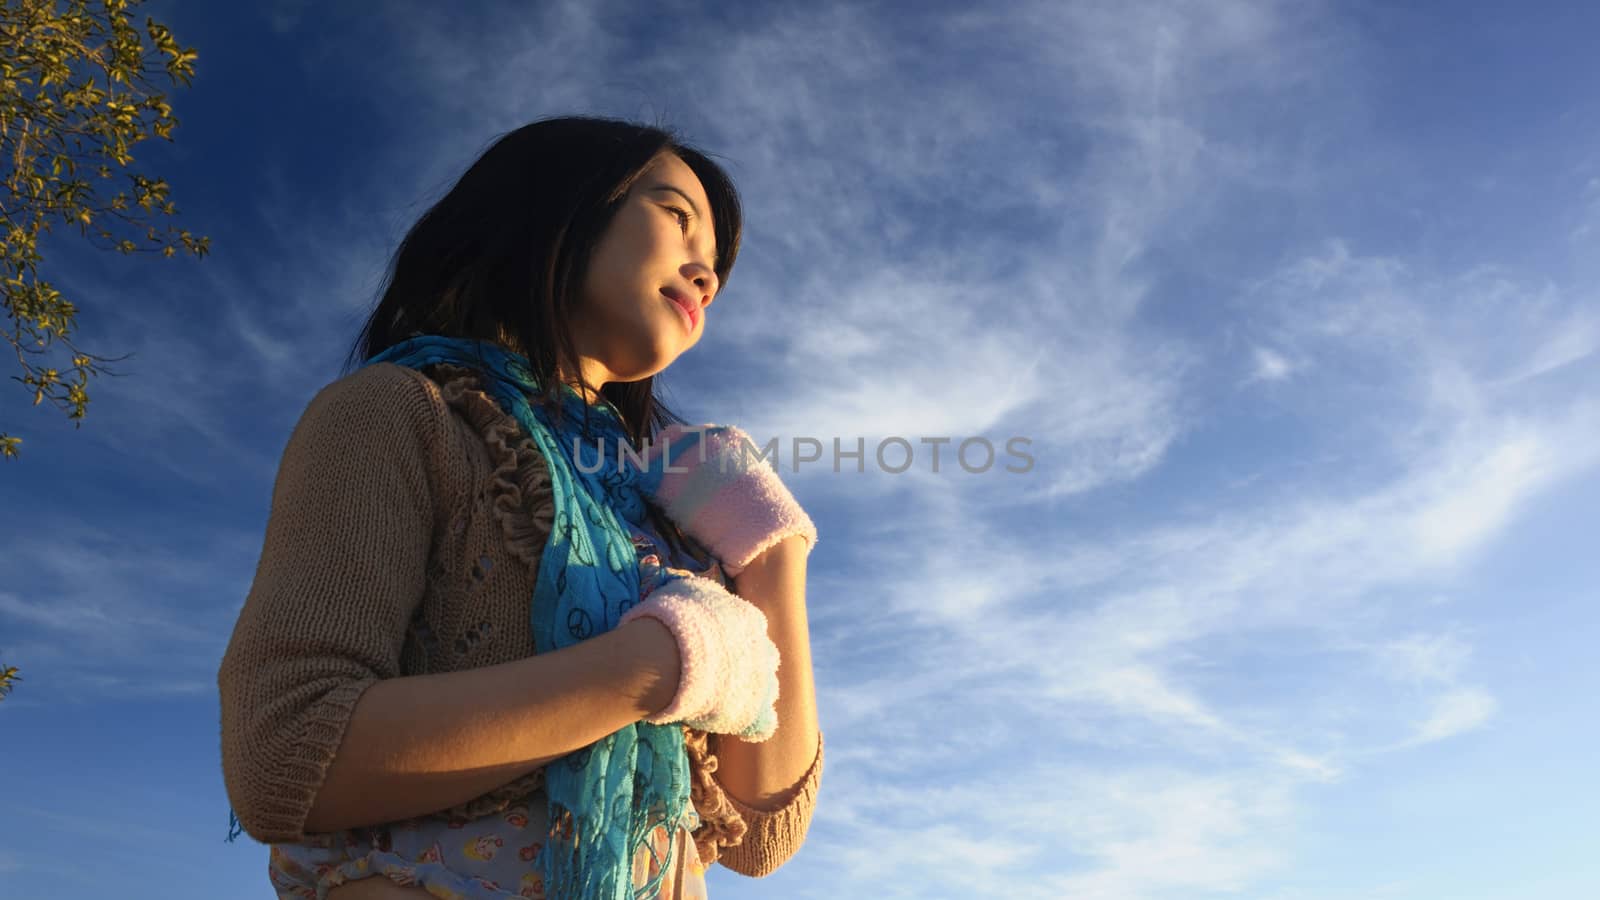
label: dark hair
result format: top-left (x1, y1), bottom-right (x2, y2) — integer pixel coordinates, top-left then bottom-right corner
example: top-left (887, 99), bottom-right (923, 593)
top-left (342, 114), bottom-right (743, 448)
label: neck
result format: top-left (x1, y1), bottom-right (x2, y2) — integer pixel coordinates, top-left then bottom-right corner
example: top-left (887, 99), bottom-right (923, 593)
top-left (557, 357), bottom-right (613, 405)
top-left (555, 368), bottom-right (605, 405)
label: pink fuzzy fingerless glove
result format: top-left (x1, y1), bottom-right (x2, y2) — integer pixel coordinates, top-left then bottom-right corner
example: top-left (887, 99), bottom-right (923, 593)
top-left (619, 573), bottom-right (781, 741)
top-left (636, 424), bottom-right (818, 577)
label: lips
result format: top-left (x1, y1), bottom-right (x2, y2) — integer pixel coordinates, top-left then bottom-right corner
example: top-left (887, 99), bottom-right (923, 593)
top-left (661, 287), bottom-right (698, 330)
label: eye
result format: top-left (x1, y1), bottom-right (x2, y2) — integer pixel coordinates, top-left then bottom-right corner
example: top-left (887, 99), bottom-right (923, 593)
top-left (664, 205), bottom-right (692, 235)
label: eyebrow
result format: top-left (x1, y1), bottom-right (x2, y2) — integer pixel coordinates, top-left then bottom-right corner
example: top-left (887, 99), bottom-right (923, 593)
top-left (646, 182), bottom-right (718, 268)
top-left (646, 183), bottom-right (701, 218)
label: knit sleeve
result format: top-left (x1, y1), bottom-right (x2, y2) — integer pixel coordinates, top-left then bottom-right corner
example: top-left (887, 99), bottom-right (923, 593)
top-left (217, 363), bottom-right (451, 844)
top-left (689, 729), bottom-right (825, 877)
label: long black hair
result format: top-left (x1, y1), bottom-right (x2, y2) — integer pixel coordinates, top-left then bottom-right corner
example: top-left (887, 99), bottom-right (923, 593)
top-left (342, 114), bottom-right (743, 448)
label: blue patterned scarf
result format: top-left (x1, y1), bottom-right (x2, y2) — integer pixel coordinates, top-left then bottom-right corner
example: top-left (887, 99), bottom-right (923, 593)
top-left (228, 334), bottom-right (692, 899)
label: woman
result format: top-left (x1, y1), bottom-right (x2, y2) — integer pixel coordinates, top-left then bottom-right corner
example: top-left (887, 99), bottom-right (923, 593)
top-left (218, 115), bottom-right (824, 899)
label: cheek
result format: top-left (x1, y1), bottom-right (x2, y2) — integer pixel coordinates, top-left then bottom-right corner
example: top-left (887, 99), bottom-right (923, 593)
top-left (577, 262), bottom-right (632, 323)
top-left (584, 236), bottom-right (651, 303)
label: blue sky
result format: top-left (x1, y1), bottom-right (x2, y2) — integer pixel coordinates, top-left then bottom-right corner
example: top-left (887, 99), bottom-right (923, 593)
top-left (2, 0), bottom-right (1598, 897)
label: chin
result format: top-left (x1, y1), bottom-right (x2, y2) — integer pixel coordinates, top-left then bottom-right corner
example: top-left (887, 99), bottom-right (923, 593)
top-left (613, 352), bottom-right (679, 383)
top-left (648, 336), bottom-right (694, 371)
top-left (602, 331), bottom-right (691, 382)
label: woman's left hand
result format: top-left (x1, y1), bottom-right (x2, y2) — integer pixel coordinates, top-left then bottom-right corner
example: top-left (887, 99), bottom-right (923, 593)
top-left (632, 424), bottom-right (818, 578)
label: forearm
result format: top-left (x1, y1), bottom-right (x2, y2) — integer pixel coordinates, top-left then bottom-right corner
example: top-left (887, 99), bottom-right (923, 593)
top-left (302, 618), bottom-right (680, 833)
top-left (717, 538), bottom-right (821, 810)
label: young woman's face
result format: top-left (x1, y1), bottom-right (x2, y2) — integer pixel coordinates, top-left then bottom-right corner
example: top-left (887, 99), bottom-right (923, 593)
top-left (570, 152), bottom-right (720, 388)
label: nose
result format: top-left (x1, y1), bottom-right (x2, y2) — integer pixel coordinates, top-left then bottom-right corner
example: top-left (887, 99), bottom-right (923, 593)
top-left (694, 268), bottom-right (719, 308)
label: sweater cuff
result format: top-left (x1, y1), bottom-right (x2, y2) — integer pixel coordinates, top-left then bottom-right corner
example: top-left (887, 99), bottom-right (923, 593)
top-left (249, 678), bottom-right (373, 843)
top-left (714, 730), bottom-right (825, 878)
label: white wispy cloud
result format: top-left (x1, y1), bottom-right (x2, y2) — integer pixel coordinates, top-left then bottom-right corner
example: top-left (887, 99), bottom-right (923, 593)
top-left (1249, 345), bottom-right (1297, 382)
top-left (1372, 631), bottom-right (1475, 685)
top-left (0, 514), bottom-right (256, 702)
top-left (783, 208), bottom-right (1596, 891)
top-left (1403, 687), bottom-right (1498, 746)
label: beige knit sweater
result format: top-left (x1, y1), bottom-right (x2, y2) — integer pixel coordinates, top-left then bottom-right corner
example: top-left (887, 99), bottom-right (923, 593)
top-left (217, 361), bottom-right (823, 879)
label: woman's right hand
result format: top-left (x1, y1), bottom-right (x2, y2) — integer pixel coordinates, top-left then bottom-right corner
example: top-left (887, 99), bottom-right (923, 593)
top-left (619, 572), bottom-right (781, 741)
